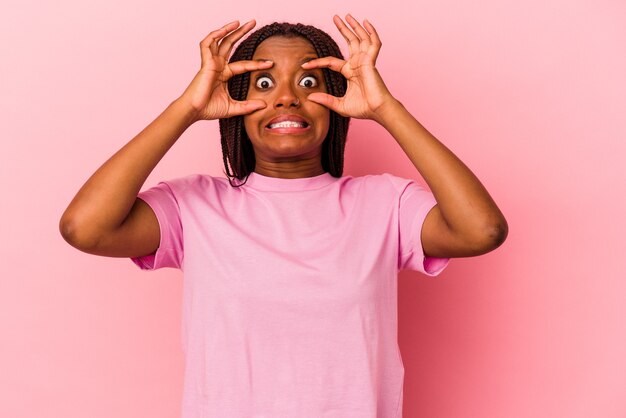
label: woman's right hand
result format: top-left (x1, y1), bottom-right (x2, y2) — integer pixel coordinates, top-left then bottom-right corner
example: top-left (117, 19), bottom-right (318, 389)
top-left (178, 20), bottom-right (272, 122)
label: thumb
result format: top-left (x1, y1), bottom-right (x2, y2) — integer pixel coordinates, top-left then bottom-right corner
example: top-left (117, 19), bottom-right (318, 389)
top-left (227, 99), bottom-right (267, 117)
top-left (307, 93), bottom-right (344, 115)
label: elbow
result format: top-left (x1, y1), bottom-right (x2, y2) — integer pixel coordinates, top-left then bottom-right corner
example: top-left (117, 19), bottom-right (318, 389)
top-left (477, 218), bottom-right (509, 253)
top-left (59, 213), bottom-right (100, 252)
top-left (487, 220), bottom-right (509, 250)
top-left (59, 218), bottom-right (77, 247)
top-left (461, 218), bottom-right (508, 256)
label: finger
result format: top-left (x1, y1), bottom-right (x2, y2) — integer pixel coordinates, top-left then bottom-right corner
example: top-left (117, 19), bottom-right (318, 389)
top-left (345, 14), bottom-right (371, 45)
top-left (227, 59), bottom-right (274, 78)
top-left (345, 14), bottom-right (371, 53)
top-left (363, 19), bottom-right (381, 48)
top-left (307, 92), bottom-right (344, 115)
top-left (301, 56), bottom-right (349, 77)
top-left (200, 21), bottom-right (240, 59)
top-left (332, 15), bottom-right (359, 57)
top-left (363, 19), bottom-right (382, 63)
top-left (217, 19), bottom-right (256, 58)
top-left (228, 99), bottom-right (267, 117)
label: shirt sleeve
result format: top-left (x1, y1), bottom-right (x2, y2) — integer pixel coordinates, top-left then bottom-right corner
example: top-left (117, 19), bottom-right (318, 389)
top-left (130, 181), bottom-right (184, 270)
top-left (397, 179), bottom-right (450, 276)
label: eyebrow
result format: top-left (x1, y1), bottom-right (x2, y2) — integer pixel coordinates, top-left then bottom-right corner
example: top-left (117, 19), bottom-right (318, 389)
top-left (253, 56), bottom-right (317, 64)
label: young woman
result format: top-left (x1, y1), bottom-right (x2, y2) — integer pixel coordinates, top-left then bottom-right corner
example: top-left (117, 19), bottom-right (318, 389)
top-left (60, 14), bottom-right (507, 417)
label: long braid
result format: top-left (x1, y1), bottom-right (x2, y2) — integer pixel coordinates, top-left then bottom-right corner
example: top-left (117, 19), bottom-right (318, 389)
top-left (218, 22), bottom-right (350, 187)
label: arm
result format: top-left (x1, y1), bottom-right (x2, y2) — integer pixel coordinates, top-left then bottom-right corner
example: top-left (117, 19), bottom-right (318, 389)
top-left (59, 99), bottom-right (196, 257)
top-left (59, 20), bottom-right (272, 257)
top-left (304, 14), bottom-right (508, 258)
top-left (375, 100), bottom-right (508, 258)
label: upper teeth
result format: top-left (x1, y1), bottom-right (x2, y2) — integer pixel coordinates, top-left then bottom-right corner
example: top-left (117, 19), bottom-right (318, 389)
top-left (268, 121), bottom-right (306, 129)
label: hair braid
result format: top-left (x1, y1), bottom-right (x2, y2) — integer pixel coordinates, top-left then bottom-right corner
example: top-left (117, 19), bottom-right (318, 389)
top-left (218, 22), bottom-right (350, 187)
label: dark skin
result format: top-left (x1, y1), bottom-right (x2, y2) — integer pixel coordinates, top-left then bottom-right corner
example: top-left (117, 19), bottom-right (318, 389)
top-left (59, 16), bottom-right (507, 261)
top-left (244, 15), bottom-right (508, 257)
top-left (312, 15), bottom-right (508, 257)
top-left (243, 36), bottom-right (330, 179)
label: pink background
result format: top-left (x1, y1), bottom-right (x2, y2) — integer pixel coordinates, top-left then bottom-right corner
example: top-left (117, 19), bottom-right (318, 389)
top-left (2, 0), bottom-right (625, 417)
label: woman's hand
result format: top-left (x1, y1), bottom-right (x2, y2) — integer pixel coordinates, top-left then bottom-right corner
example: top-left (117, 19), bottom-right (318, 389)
top-left (178, 20), bottom-right (273, 122)
top-left (302, 15), bottom-right (396, 123)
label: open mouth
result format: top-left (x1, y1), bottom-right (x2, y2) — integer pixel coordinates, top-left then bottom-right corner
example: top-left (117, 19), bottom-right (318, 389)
top-left (267, 121), bottom-right (309, 129)
top-left (265, 115), bottom-right (311, 134)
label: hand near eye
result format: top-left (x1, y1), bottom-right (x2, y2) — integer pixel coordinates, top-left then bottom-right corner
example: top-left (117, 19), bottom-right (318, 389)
top-left (178, 20), bottom-right (273, 122)
top-left (302, 15), bottom-right (396, 122)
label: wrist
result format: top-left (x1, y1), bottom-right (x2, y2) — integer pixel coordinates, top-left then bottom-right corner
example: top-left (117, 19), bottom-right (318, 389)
top-left (372, 97), bottom-right (404, 126)
top-left (171, 97), bottom-right (202, 126)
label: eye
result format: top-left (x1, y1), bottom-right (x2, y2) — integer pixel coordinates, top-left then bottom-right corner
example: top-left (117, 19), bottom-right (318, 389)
top-left (255, 76), bottom-right (274, 89)
top-left (299, 75), bottom-right (318, 88)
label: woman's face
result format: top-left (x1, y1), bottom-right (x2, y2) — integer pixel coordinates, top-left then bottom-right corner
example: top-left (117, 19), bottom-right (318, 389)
top-left (243, 36), bottom-right (330, 164)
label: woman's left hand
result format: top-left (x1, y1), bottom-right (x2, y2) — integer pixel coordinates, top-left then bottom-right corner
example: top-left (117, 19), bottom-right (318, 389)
top-left (303, 14), bottom-right (396, 122)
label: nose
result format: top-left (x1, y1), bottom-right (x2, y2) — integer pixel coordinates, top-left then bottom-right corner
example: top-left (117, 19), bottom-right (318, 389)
top-left (273, 84), bottom-right (301, 109)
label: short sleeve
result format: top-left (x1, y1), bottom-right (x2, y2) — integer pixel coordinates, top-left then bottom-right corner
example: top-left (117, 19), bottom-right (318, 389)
top-left (130, 181), bottom-right (183, 270)
top-left (397, 179), bottom-right (450, 276)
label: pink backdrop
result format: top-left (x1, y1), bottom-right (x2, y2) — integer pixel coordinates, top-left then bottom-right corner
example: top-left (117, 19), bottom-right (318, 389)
top-left (2, 0), bottom-right (625, 417)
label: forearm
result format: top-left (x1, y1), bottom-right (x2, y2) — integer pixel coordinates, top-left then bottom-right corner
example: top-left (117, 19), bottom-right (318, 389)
top-left (376, 99), bottom-right (507, 240)
top-left (60, 98), bottom-right (197, 244)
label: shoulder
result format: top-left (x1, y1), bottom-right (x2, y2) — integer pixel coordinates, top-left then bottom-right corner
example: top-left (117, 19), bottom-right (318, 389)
top-left (341, 172), bottom-right (416, 194)
top-left (152, 173), bottom-right (235, 195)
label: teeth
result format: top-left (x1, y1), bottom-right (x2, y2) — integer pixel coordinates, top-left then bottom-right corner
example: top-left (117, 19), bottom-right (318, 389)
top-left (268, 121), bottom-right (306, 129)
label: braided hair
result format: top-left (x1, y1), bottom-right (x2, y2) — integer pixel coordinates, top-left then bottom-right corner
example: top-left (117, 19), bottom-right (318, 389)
top-left (218, 22), bottom-right (350, 187)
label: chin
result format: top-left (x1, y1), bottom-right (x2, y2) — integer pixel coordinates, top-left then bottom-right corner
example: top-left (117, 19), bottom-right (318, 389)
top-left (255, 140), bottom-right (323, 160)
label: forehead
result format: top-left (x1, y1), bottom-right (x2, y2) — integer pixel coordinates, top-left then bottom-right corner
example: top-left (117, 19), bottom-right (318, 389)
top-left (252, 36), bottom-right (318, 61)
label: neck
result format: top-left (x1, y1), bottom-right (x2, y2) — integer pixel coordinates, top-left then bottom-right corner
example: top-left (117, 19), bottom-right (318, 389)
top-left (253, 157), bottom-right (325, 179)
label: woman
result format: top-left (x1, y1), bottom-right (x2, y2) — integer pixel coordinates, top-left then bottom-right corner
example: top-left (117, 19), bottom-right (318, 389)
top-left (60, 15), bottom-right (508, 417)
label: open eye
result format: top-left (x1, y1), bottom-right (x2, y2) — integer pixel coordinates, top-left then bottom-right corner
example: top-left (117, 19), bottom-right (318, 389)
top-left (299, 75), bottom-right (318, 88)
top-left (255, 76), bottom-right (274, 89)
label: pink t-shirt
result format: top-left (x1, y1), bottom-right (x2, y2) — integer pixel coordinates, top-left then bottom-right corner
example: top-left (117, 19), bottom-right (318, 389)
top-left (131, 171), bottom-right (450, 418)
